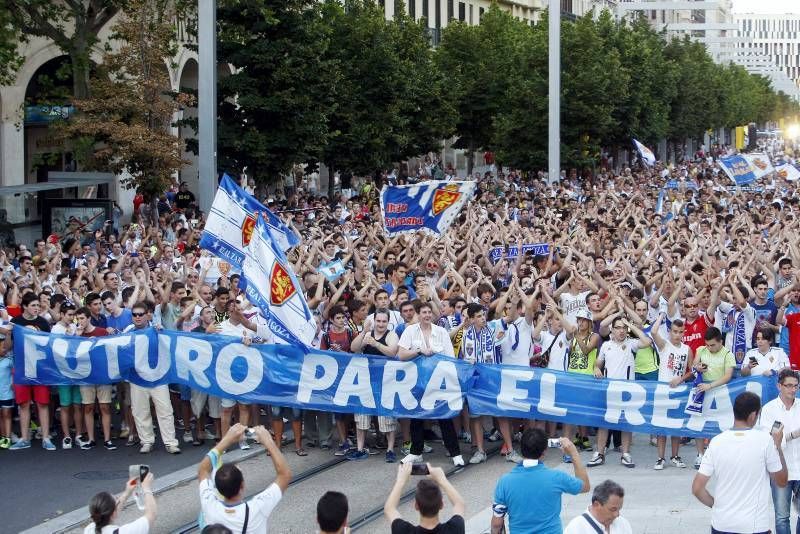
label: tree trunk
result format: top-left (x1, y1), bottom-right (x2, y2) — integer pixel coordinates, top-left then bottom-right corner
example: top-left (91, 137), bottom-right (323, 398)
top-left (69, 38), bottom-right (92, 100)
top-left (466, 143), bottom-right (474, 177)
top-left (327, 162), bottom-right (336, 202)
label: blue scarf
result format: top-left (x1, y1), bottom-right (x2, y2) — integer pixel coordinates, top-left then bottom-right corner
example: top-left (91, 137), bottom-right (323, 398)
top-left (724, 309), bottom-right (747, 363)
top-left (461, 326), bottom-right (496, 364)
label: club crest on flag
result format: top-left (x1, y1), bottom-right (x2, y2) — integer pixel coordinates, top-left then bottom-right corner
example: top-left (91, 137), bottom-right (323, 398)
top-left (432, 184), bottom-right (462, 216)
top-left (752, 157), bottom-right (768, 170)
top-left (241, 214), bottom-right (257, 247)
top-left (270, 262), bottom-right (296, 306)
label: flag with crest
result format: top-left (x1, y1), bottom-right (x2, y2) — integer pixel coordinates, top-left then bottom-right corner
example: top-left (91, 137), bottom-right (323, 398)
top-left (200, 174), bottom-right (300, 269)
top-left (241, 214), bottom-right (316, 346)
top-left (379, 180), bottom-right (476, 236)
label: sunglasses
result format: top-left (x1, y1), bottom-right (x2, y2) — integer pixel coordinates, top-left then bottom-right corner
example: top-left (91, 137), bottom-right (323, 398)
top-left (132, 312), bottom-right (146, 317)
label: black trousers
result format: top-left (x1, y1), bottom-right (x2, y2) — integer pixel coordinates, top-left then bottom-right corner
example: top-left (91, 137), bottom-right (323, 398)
top-left (711, 528), bottom-right (769, 534)
top-left (410, 418), bottom-right (461, 457)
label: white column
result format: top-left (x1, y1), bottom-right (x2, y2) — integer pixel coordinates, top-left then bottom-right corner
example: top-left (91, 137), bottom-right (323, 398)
top-left (548, 0), bottom-right (560, 183)
top-left (0, 86), bottom-right (27, 224)
top-left (198, 1), bottom-right (217, 215)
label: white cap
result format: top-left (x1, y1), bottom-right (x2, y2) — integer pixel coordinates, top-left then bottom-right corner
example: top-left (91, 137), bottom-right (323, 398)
top-left (575, 309), bottom-right (593, 321)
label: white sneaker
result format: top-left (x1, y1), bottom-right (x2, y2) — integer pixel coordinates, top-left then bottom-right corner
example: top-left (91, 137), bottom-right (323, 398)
top-left (506, 450), bottom-right (523, 464)
top-left (469, 450), bottom-right (487, 464)
top-left (671, 456), bottom-right (687, 468)
top-left (401, 453), bottom-right (424, 464)
top-left (183, 432), bottom-right (193, 443)
top-left (694, 454), bottom-right (703, 469)
top-left (204, 430), bottom-right (218, 440)
top-left (139, 443), bottom-right (153, 454)
top-left (621, 453), bottom-right (635, 468)
top-left (452, 454), bottom-right (465, 467)
top-left (654, 457), bottom-right (665, 471)
top-left (62, 436), bottom-right (73, 450)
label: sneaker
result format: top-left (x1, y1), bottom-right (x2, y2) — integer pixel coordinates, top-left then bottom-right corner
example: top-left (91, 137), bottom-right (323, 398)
top-left (10, 439), bottom-right (31, 450)
top-left (694, 453), bottom-right (703, 469)
top-left (486, 429), bottom-right (502, 442)
top-left (245, 428), bottom-right (255, 440)
top-left (119, 427), bottom-right (130, 439)
top-left (621, 453), bottom-right (635, 468)
top-left (62, 437), bottom-right (73, 450)
top-left (422, 442), bottom-right (433, 453)
top-left (166, 445), bottom-right (181, 454)
top-left (459, 430), bottom-right (472, 444)
top-left (75, 435), bottom-right (89, 448)
top-left (104, 440), bottom-right (117, 451)
top-left (239, 439), bottom-right (251, 451)
top-left (452, 454), bottom-right (465, 467)
top-left (34, 428), bottom-right (43, 440)
top-left (42, 438), bottom-right (57, 451)
top-left (507, 450), bottom-right (524, 464)
top-left (183, 432), bottom-right (193, 443)
top-left (649, 436), bottom-right (657, 446)
top-left (500, 443), bottom-right (511, 456)
top-left (654, 457), bottom-right (665, 471)
top-left (0, 437), bottom-right (10, 449)
top-left (126, 435), bottom-right (140, 447)
top-left (671, 456), bottom-right (687, 468)
top-left (204, 430), bottom-right (217, 441)
top-left (346, 449), bottom-right (369, 461)
top-left (401, 453), bottom-right (423, 464)
top-left (587, 452), bottom-right (605, 467)
top-left (385, 450), bottom-right (397, 463)
top-left (563, 454), bottom-right (573, 464)
top-left (81, 440), bottom-right (96, 451)
top-left (334, 441), bottom-right (352, 456)
top-left (10, 432), bottom-right (20, 444)
top-left (139, 443), bottom-right (153, 454)
top-left (469, 449), bottom-right (487, 464)
top-left (400, 441), bottom-right (410, 455)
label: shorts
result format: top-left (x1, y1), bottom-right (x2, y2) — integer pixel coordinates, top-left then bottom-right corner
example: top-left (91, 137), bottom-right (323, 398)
top-left (635, 370), bottom-right (659, 381)
top-left (179, 385), bottom-right (192, 402)
top-left (14, 384), bottom-right (50, 405)
top-left (0, 398), bottom-right (14, 409)
top-left (354, 413), bottom-right (397, 433)
top-left (80, 385), bottom-right (113, 404)
top-left (168, 383), bottom-right (182, 395)
top-left (190, 390), bottom-right (221, 419)
top-left (58, 385), bottom-right (82, 406)
top-left (270, 406), bottom-right (302, 421)
top-left (220, 397), bottom-right (251, 409)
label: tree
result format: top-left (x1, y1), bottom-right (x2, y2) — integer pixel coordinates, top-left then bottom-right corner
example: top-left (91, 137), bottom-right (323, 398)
top-left (58, 0), bottom-right (192, 197)
top-left (5, 1), bottom-right (121, 99)
top-left (0, 10), bottom-right (23, 86)
top-left (215, 0), bottom-right (336, 183)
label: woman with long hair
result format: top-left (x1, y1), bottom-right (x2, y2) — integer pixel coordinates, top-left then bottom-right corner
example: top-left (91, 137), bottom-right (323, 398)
top-left (84, 472), bottom-right (157, 533)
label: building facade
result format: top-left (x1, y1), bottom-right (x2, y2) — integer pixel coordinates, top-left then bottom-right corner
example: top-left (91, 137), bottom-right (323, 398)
top-left (734, 13), bottom-right (800, 92)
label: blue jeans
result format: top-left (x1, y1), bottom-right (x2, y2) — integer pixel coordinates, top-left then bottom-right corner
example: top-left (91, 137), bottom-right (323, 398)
top-left (772, 479), bottom-right (800, 534)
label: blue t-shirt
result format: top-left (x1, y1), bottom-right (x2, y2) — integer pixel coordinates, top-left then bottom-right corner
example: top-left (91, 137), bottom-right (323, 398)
top-left (0, 357), bottom-right (13, 401)
top-left (751, 300), bottom-right (778, 345)
top-left (107, 309), bottom-right (133, 332)
top-left (493, 462), bottom-right (584, 534)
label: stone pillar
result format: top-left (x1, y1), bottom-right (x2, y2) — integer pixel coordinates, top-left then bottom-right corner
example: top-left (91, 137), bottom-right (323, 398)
top-left (0, 86), bottom-right (27, 223)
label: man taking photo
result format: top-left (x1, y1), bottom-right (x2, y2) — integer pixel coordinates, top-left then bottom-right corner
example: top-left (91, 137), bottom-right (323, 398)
top-left (384, 462), bottom-right (465, 534)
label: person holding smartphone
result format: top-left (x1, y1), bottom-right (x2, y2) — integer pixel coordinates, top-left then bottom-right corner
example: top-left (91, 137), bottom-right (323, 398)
top-left (84, 472), bottom-right (157, 534)
top-left (384, 462), bottom-right (465, 534)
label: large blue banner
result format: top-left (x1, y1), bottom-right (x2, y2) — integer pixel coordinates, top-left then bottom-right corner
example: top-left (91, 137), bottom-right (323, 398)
top-left (719, 155), bottom-right (757, 186)
top-left (12, 326), bottom-right (778, 438)
top-left (379, 181), bottom-right (476, 236)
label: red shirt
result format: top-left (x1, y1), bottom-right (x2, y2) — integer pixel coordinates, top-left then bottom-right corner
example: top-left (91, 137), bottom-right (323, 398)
top-left (785, 312), bottom-right (800, 370)
top-left (81, 327), bottom-right (109, 337)
top-left (683, 314), bottom-right (712, 355)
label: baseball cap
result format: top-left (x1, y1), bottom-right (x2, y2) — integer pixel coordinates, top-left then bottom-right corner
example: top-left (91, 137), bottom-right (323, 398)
top-left (575, 309), bottom-right (593, 321)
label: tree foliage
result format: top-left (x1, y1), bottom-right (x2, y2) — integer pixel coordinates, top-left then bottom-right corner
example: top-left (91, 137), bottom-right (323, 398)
top-left (58, 0), bottom-right (192, 196)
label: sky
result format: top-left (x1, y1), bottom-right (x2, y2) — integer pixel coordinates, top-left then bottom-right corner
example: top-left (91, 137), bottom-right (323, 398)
top-left (732, 0), bottom-right (800, 14)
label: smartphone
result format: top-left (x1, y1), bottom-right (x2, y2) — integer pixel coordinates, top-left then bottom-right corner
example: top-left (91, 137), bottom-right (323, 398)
top-left (547, 438), bottom-right (562, 448)
top-left (772, 421), bottom-right (784, 435)
top-left (749, 356), bottom-right (758, 365)
top-left (129, 464), bottom-right (150, 510)
top-left (411, 464), bottom-right (430, 476)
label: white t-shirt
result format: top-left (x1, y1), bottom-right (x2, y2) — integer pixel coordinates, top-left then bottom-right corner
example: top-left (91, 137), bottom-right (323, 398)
top-left (398, 323), bottom-right (454, 357)
top-left (698, 428), bottom-right (782, 532)
top-left (52, 322), bottom-right (77, 335)
top-left (657, 340), bottom-right (691, 383)
top-left (560, 290), bottom-right (591, 327)
top-left (83, 517), bottom-right (149, 534)
top-left (759, 397), bottom-right (800, 480)
top-left (597, 338), bottom-right (637, 379)
top-left (742, 346), bottom-right (790, 376)
top-left (217, 320), bottom-right (256, 340)
top-left (537, 329), bottom-right (569, 372)
top-left (501, 317), bottom-right (533, 367)
top-left (199, 479), bottom-right (282, 534)
top-left (563, 509), bottom-right (633, 534)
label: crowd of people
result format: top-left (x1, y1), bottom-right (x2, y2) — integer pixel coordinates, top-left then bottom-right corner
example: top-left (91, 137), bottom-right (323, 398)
top-left (3, 139), bottom-right (800, 531)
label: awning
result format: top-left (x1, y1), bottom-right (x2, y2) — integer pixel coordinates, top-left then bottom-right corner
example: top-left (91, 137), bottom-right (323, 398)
top-left (0, 172), bottom-right (115, 196)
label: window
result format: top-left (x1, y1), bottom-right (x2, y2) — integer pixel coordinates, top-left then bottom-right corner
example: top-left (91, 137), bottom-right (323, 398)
top-left (423, 0), bottom-right (429, 21)
top-left (436, 0), bottom-right (442, 28)
top-left (458, 2), bottom-right (465, 21)
top-left (448, 0), bottom-right (454, 21)
top-left (469, 3), bottom-right (473, 24)
top-left (410, 0), bottom-right (416, 19)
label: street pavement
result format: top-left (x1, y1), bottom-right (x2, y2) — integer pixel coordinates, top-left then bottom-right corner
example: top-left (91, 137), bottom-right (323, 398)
top-left (22, 430), bottom-right (799, 533)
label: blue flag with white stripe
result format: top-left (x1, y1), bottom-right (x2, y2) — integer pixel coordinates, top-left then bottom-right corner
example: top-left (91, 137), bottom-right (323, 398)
top-left (200, 174), bottom-right (299, 269)
top-left (241, 214), bottom-right (316, 346)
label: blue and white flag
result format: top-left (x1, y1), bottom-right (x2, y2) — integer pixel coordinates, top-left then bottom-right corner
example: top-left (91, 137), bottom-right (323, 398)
top-left (318, 259), bottom-right (346, 282)
top-left (719, 154), bottom-right (757, 186)
top-left (200, 174), bottom-right (299, 269)
top-left (380, 180), bottom-right (476, 236)
top-left (241, 214), bottom-right (315, 346)
top-left (655, 189), bottom-right (665, 215)
top-left (633, 139), bottom-right (656, 166)
top-left (742, 153), bottom-right (774, 179)
top-left (776, 163), bottom-right (800, 181)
